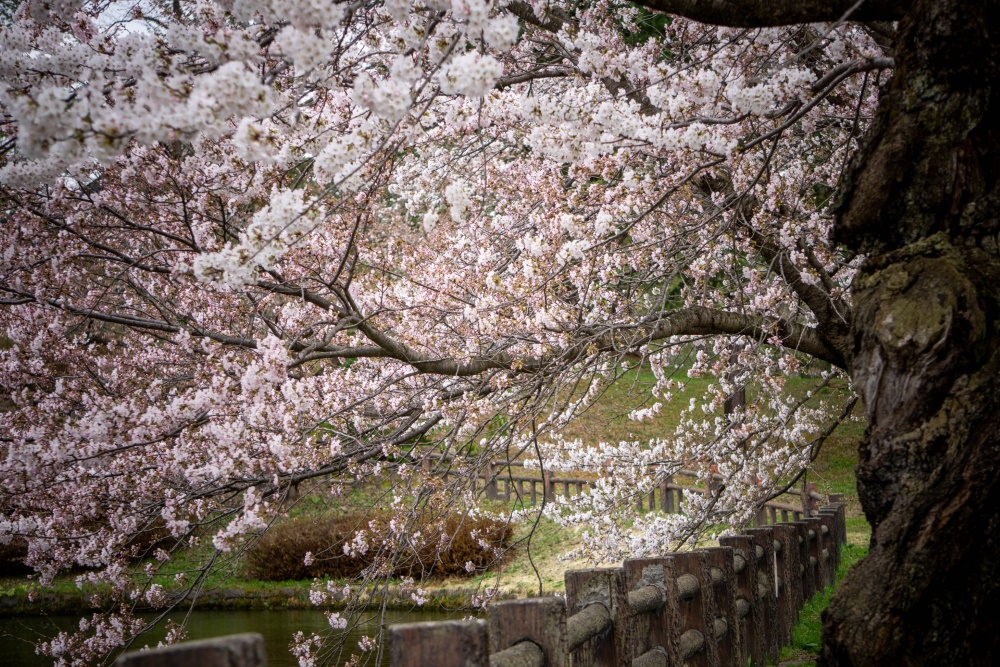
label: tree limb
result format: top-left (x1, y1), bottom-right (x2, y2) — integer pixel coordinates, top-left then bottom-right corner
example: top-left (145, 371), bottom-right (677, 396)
top-left (351, 303), bottom-right (846, 377)
top-left (632, 0), bottom-right (906, 27)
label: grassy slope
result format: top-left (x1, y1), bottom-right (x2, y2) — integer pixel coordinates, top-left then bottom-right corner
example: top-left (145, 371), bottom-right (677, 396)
top-left (489, 366), bottom-right (868, 579)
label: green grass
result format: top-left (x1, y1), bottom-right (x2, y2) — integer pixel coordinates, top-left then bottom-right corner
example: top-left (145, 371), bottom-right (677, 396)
top-left (777, 541), bottom-right (870, 665)
top-left (554, 366), bottom-right (859, 444)
top-left (552, 367), bottom-right (712, 444)
top-left (552, 366), bottom-right (864, 514)
top-left (553, 367), bottom-right (863, 496)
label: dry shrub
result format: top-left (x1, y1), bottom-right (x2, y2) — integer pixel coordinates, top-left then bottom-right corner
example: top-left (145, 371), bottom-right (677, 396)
top-left (0, 538), bottom-right (31, 577)
top-left (243, 513), bottom-right (368, 581)
top-left (243, 512), bottom-right (513, 582)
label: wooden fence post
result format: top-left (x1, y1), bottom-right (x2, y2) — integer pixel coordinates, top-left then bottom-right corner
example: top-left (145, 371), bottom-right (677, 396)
top-left (116, 634), bottom-right (266, 667)
top-left (828, 493), bottom-right (845, 504)
top-left (489, 597), bottom-right (568, 667)
top-left (771, 524), bottom-right (802, 639)
top-left (836, 503), bottom-right (847, 544)
top-left (718, 535), bottom-right (764, 667)
top-left (670, 551), bottom-right (711, 667)
top-left (802, 517), bottom-right (830, 589)
top-left (768, 530), bottom-right (792, 648)
top-left (815, 512), bottom-right (839, 580)
top-left (816, 515), bottom-right (835, 588)
top-left (565, 568), bottom-right (622, 667)
top-left (620, 555), bottom-right (711, 667)
top-left (510, 477), bottom-right (521, 504)
top-left (704, 546), bottom-right (743, 667)
top-left (791, 521), bottom-right (816, 601)
top-left (819, 503), bottom-right (847, 547)
top-left (389, 620), bottom-right (489, 667)
top-left (542, 471), bottom-right (555, 502)
top-left (662, 477), bottom-right (674, 513)
top-left (818, 507), bottom-right (839, 571)
top-left (621, 557), bottom-right (671, 666)
top-left (802, 482), bottom-right (820, 517)
top-left (744, 527), bottom-right (780, 664)
top-left (485, 462), bottom-right (499, 501)
top-left (804, 517), bottom-right (824, 591)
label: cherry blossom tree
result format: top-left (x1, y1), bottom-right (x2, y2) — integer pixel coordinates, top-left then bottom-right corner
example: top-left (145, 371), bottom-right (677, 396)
top-left (1, 0), bottom-right (995, 664)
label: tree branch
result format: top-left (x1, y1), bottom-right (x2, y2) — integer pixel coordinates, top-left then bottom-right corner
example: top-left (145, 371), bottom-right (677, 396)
top-left (507, 1), bottom-right (570, 33)
top-left (1, 287), bottom-right (260, 349)
top-left (748, 227), bottom-right (851, 332)
top-left (495, 68), bottom-right (574, 90)
top-left (632, 0), bottom-right (906, 27)
top-left (350, 303), bottom-right (846, 377)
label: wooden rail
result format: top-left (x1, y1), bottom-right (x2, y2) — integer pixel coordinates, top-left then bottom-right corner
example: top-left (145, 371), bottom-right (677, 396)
top-left (116, 633), bottom-right (266, 667)
top-left (468, 458), bottom-right (832, 526)
top-left (389, 501), bottom-right (848, 667)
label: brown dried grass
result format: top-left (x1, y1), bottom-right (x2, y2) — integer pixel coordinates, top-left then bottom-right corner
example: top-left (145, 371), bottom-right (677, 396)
top-left (243, 511), bottom-right (513, 582)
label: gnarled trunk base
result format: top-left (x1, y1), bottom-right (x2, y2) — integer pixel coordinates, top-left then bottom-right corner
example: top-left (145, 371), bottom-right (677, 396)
top-left (822, 0), bottom-right (1000, 664)
top-left (822, 254), bottom-right (1000, 662)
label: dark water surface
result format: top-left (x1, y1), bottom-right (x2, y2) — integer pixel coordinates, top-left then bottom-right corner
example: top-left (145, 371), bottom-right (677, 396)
top-left (0, 609), bottom-right (466, 667)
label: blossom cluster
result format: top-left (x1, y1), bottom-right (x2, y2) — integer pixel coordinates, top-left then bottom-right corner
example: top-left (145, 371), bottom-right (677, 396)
top-left (0, 0), bottom-right (881, 661)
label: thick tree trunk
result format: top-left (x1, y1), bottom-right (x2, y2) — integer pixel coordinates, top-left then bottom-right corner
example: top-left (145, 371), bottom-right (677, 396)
top-left (822, 0), bottom-right (1000, 664)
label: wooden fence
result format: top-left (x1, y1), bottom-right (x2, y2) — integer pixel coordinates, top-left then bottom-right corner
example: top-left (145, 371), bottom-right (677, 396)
top-left (459, 459), bottom-right (827, 527)
top-left (388, 501), bottom-right (848, 667)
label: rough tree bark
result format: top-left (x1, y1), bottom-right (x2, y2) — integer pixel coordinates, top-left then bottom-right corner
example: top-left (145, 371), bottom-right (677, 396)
top-left (822, 0), bottom-right (1000, 664)
top-left (636, 0), bottom-right (1000, 663)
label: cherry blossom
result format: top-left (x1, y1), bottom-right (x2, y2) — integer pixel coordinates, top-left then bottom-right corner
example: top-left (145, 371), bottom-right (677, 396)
top-left (0, 0), bottom-right (888, 661)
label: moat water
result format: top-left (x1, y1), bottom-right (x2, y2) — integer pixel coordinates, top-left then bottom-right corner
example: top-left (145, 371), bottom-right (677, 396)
top-left (0, 608), bottom-right (466, 667)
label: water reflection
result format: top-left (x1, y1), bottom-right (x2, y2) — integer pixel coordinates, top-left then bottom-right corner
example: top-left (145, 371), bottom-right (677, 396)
top-left (0, 608), bottom-right (470, 667)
